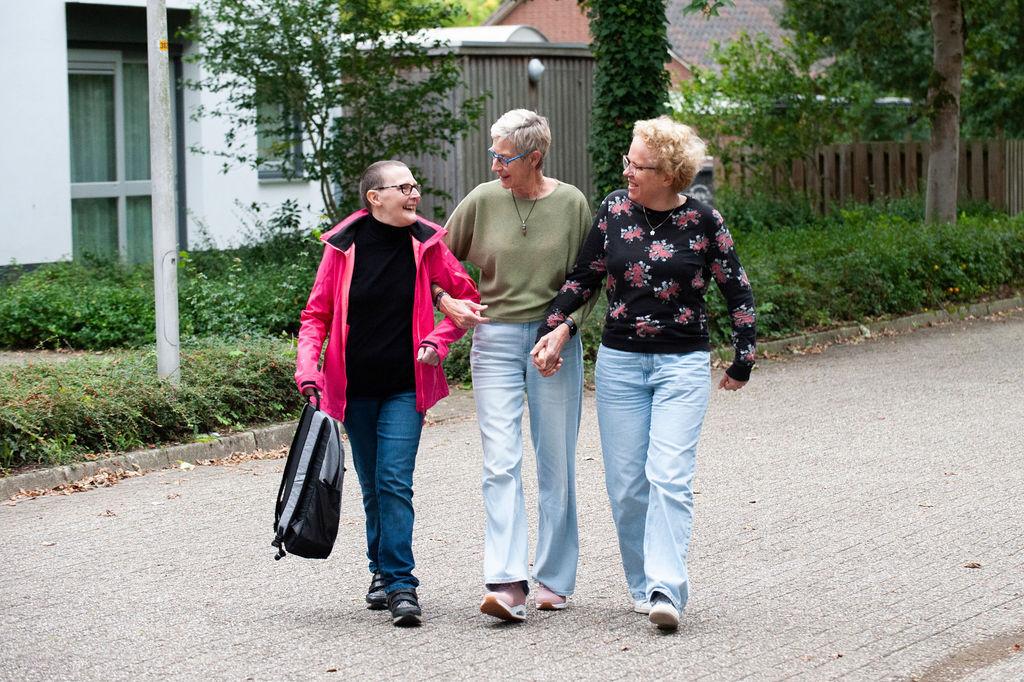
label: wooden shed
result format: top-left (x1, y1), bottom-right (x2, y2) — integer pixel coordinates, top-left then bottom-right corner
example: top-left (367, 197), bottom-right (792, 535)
top-left (407, 27), bottom-right (596, 218)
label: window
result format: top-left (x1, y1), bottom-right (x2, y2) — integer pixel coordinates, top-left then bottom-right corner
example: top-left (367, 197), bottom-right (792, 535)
top-left (256, 101), bottom-right (304, 180)
top-left (68, 50), bottom-right (169, 263)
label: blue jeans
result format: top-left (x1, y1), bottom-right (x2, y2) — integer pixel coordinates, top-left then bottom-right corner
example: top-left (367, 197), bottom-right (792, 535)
top-left (470, 320), bottom-right (583, 595)
top-left (595, 345), bottom-right (711, 611)
top-left (342, 391), bottom-right (423, 593)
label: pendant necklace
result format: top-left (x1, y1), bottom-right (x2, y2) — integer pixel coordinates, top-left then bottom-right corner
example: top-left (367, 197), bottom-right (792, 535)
top-left (511, 189), bottom-right (539, 236)
top-left (642, 204), bottom-right (676, 236)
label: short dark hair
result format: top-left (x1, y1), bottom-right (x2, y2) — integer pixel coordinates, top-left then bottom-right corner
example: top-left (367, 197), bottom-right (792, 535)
top-left (358, 160), bottom-right (408, 209)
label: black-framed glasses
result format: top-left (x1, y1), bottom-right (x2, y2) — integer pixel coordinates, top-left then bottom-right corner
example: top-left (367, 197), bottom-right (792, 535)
top-left (488, 148), bottom-right (533, 166)
top-left (374, 183), bottom-right (421, 195)
top-left (622, 155), bottom-right (658, 172)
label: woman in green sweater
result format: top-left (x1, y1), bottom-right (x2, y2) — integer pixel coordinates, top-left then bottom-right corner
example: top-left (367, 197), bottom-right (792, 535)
top-left (433, 109), bottom-right (595, 622)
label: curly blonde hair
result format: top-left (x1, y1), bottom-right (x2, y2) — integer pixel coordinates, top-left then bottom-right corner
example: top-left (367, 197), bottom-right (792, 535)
top-left (632, 116), bottom-right (706, 192)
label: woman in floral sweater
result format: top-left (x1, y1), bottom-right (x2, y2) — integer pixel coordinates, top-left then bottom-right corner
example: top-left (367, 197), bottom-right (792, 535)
top-left (532, 116), bottom-right (756, 631)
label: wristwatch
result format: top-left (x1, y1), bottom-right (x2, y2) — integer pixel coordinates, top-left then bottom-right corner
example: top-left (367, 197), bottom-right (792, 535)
top-left (563, 317), bottom-right (578, 337)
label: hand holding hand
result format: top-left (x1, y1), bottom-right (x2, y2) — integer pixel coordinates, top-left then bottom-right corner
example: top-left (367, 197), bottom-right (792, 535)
top-left (439, 296), bottom-right (489, 329)
top-left (530, 326), bottom-right (570, 377)
top-left (417, 345), bottom-right (440, 366)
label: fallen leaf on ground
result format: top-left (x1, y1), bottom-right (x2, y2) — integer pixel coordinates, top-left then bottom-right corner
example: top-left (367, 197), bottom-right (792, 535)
top-left (177, 461), bottom-right (195, 471)
top-left (41, 541), bottom-right (56, 547)
top-left (963, 561), bottom-right (982, 569)
top-left (196, 447), bottom-right (287, 468)
top-left (99, 509), bottom-right (116, 517)
top-left (9, 468), bottom-right (142, 502)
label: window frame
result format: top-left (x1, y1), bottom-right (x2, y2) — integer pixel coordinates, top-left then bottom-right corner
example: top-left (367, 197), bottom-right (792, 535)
top-left (68, 48), bottom-right (173, 261)
top-left (256, 101), bottom-right (306, 182)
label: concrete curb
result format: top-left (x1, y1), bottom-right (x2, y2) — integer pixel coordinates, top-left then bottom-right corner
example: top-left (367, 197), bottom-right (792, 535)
top-left (1, 421), bottom-right (296, 501)
top-left (713, 294), bottom-right (1024, 361)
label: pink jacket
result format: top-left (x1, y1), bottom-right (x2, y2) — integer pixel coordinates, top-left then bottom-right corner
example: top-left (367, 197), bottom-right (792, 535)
top-left (295, 209), bottom-right (479, 422)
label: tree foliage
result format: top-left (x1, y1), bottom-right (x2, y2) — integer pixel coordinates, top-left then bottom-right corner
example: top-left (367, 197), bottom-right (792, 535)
top-left (680, 0), bottom-right (734, 17)
top-left (672, 32), bottom-right (872, 187)
top-left (579, 0), bottom-right (671, 200)
top-left (446, 0), bottom-right (502, 26)
top-left (182, 0), bottom-right (484, 221)
top-left (781, 0), bottom-right (1024, 137)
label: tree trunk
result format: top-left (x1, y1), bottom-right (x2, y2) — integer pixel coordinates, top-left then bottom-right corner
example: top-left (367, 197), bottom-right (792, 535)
top-left (924, 0), bottom-right (963, 224)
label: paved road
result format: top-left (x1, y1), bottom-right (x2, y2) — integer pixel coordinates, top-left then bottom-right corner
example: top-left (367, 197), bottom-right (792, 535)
top-left (2, 312), bottom-right (1023, 681)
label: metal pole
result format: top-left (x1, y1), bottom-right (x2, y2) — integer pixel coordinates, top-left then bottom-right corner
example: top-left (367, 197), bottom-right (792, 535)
top-left (147, 0), bottom-right (180, 383)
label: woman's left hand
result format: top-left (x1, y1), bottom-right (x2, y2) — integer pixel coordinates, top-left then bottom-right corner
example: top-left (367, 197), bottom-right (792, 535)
top-left (417, 345), bottom-right (440, 366)
top-left (718, 374), bottom-right (747, 391)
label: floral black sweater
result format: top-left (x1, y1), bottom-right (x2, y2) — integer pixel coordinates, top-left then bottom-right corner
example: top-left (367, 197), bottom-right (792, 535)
top-left (537, 190), bottom-right (757, 381)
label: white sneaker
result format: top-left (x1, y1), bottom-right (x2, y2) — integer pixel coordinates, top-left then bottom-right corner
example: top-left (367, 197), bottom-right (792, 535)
top-left (648, 595), bottom-right (679, 630)
top-left (633, 600), bottom-right (651, 614)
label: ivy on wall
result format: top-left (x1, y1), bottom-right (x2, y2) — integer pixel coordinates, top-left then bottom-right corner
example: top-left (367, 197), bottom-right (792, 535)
top-left (578, 0), bottom-right (672, 201)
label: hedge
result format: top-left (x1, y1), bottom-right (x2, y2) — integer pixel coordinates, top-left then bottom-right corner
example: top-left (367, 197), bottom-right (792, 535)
top-left (2, 197), bottom-right (1023, 469)
top-left (0, 337), bottom-right (298, 472)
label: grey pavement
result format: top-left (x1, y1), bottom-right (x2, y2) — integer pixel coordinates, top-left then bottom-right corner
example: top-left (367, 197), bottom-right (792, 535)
top-left (2, 311), bottom-right (1023, 680)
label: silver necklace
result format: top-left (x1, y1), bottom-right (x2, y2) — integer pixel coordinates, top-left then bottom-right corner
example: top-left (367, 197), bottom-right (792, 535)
top-left (511, 190), bottom-right (539, 236)
top-left (642, 204), bottom-right (675, 235)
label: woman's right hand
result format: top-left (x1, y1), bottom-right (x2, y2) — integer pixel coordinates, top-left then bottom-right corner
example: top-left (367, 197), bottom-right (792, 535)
top-left (530, 327), bottom-right (568, 377)
top-left (439, 296), bottom-right (489, 329)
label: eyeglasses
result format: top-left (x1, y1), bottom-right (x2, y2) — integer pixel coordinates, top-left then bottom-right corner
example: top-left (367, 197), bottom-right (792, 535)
top-left (622, 155), bottom-right (659, 172)
top-left (488, 148), bottom-right (533, 166)
top-left (374, 183), bottom-right (421, 195)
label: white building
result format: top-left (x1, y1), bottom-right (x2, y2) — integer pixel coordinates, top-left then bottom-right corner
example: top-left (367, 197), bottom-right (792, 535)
top-left (0, 0), bottom-right (323, 267)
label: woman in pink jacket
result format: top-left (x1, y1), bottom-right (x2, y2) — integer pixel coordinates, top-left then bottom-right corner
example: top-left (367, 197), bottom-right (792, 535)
top-left (295, 160), bottom-right (479, 627)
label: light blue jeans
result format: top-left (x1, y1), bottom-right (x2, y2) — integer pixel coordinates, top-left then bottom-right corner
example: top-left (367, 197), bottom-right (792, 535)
top-left (470, 320), bottom-right (583, 596)
top-left (595, 345), bottom-right (711, 611)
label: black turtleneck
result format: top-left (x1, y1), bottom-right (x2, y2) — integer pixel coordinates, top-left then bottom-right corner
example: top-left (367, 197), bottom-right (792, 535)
top-left (345, 215), bottom-right (416, 399)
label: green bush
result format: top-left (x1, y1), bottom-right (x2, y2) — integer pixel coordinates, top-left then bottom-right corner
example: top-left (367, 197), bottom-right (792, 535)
top-left (703, 207), bottom-right (1024, 346)
top-left (2, 197), bottom-right (1022, 438)
top-left (0, 202), bottom-right (323, 350)
top-left (713, 187), bottom-right (818, 232)
top-left (0, 337), bottom-right (299, 472)
top-left (0, 257), bottom-right (156, 350)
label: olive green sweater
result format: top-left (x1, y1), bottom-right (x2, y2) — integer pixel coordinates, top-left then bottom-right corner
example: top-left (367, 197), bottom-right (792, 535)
top-left (444, 180), bottom-right (597, 324)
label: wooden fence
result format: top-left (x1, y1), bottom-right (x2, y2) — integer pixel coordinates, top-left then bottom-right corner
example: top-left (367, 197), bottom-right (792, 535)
top-left (726, 139), bottom-right (1024, 215)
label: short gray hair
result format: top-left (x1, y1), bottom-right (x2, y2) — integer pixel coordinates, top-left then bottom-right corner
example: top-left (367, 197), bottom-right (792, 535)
top-left (490, 109), bottom-right (551, 165)
top-left (358, 160), bottom-right (408, 209)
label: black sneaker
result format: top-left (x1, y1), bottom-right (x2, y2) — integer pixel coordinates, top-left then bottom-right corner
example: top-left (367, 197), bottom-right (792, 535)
top-left (365, 572), bottom-right (387, 610)
top-left (387, 588), bottom-right (422, 627)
